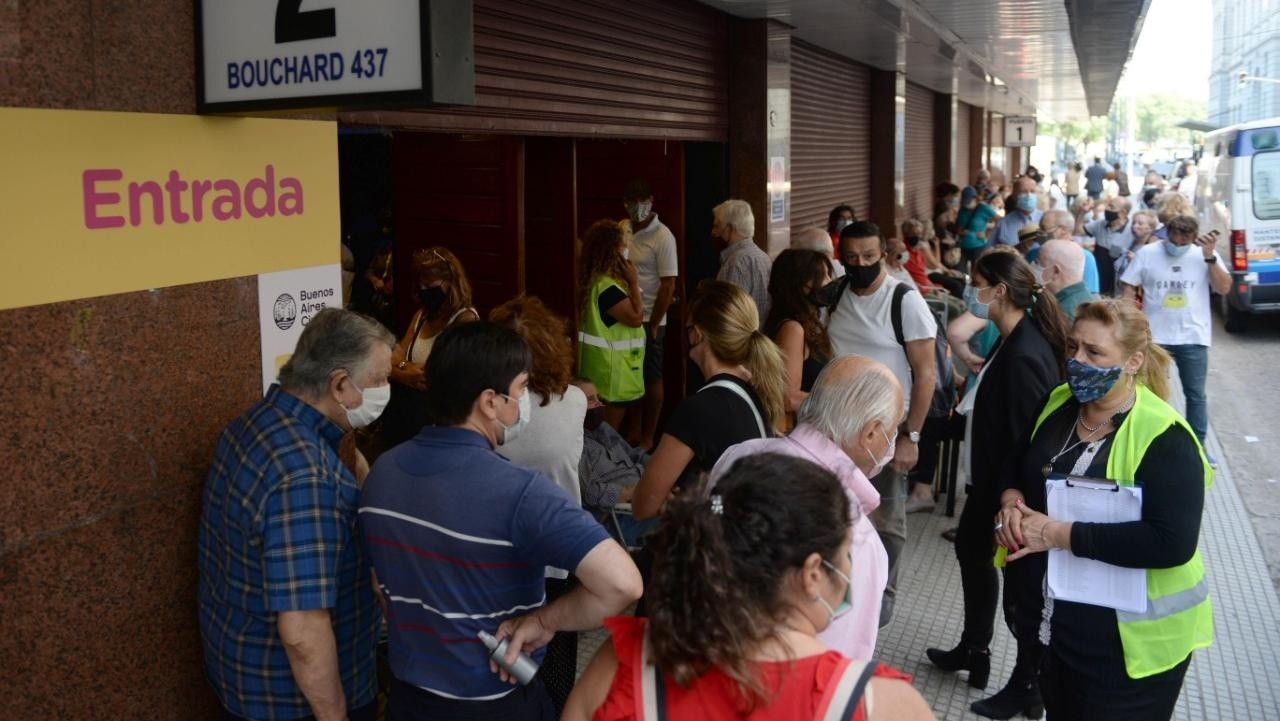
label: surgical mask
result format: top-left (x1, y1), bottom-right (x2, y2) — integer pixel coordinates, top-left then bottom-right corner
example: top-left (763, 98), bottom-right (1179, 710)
top-left (1065, 358), bottom-right (1125, 404)
top-left (1163, 240), bottom-right (1192, 258)
top-left (835, 218), bottom-right (853, 232)
top-left (816, 554), bottom-right (854, 622)
top-left (419, 285), bottom-right (447, 315)
top-left (898, 251), bottom-right (911, 265)
top-left (345, 381), bottom-right (391, 429)
top-left (964, 284), bottom-right (993, 319)
top-left (583, 405), bottom-right (606, 431)
top-left (1031, 264), bottom-right (1045, 284)
top-left (621, 247), bottom-right (630, 262)
top-left (1104, 210), bottom-right (1120, 224)
top-left (863, 427), bottom-right (896, 477)
top-left (629, 200), bottom-right (652, 223)
top-left (1017, 193), bottom-right (1037, 213)
top-left (842, 261), bottom-right (881, 290)
top-left (497, 390), bottom-right (532, 445)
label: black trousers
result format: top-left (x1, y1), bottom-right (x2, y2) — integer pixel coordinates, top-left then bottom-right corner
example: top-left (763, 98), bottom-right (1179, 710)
top-left (1040, 650), bottom-right (1190, 721)
top-left (537, 576), bottom-right (579, 716)
top-left (389, 677), bottom-right (556, 721)
top-left (1094, 245), bottom-right (1117, 296)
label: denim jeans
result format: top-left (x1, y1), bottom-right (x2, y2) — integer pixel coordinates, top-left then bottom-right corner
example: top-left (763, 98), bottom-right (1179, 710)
top-left (1160, 344), bottom-right (1209, 444)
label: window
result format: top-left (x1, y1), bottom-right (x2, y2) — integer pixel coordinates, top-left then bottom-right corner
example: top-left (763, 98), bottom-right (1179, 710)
top-left (1254, 151), bottom-right (1280, 220)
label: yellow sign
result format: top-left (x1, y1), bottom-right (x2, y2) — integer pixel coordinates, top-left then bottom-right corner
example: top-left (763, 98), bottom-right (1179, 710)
top-left (0, 108), bottom-right (338, 310)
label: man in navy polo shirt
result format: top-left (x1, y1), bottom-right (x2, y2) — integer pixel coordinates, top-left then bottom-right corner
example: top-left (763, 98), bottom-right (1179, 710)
top-left (360, 322), bottom-right (642, 721)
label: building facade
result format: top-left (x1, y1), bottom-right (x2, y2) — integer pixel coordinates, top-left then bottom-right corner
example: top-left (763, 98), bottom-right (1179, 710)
top-left (1210, 0), bottom-right (1280, 127)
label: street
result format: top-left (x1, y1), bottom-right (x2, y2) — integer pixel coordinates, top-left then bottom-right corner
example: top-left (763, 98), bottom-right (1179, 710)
top-left (1206, 309), bottom-right (1280, 594)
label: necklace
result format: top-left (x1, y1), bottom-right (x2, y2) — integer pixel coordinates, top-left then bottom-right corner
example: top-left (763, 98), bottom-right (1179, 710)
top-left (1041, 393), bottom-right (1136, 477)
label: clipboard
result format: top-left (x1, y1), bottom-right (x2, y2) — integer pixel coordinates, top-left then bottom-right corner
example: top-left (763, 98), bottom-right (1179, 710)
top-left (1044, 473), bottom-right (1147, 613)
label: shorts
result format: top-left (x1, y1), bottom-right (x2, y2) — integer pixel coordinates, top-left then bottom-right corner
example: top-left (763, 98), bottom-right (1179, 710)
top-left (643, 328), bottom-right (665, 384)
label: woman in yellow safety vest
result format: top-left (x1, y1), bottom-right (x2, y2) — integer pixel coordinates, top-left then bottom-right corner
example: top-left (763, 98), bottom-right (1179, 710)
top-left (577, 219), bottom-right (646, 432)
top-left (996, 298), bottom-right (1212, 721)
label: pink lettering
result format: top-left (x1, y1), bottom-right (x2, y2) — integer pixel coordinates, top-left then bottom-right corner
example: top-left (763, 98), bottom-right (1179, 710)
top-left (165, 170), bottom-right (190, 224)
top-left (279, 177), bottom-right (303, 216)
top-left (244, 164), bottom-right (275, 219)
top-left (212, 179), bottom-right (242, 220)
top-left (128, 181), bottom-right (164, 227)
top-left (83, 169), bottom-right (125, 229)
top-left (191, 180), bottom-right (212, 222)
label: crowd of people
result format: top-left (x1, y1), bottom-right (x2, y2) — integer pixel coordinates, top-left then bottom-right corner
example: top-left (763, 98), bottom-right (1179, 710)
top-left (197, 163), bottom-right (1220, 721)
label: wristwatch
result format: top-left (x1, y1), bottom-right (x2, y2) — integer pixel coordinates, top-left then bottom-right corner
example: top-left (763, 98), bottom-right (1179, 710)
top-left (1204, 256), bottom-right (1216, 264)
top-left (396, 360), bottom-right (407, 370)
top-left (907, 430), bottom-right (921, 443)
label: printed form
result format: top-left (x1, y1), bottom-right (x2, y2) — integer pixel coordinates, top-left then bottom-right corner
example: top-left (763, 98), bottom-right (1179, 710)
top-left (1045, 476), bottom-right (1147, 613)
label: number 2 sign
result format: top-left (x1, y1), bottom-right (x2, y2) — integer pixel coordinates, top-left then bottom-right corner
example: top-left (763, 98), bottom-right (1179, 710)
top-left (1004, 116), bottom-right (1036, 147)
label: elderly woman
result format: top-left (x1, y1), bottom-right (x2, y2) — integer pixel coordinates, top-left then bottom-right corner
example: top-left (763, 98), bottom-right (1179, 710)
top-left (997, 299), bottom-right (1213, 721)
top-left (709, 355), bottom-right (901, 661)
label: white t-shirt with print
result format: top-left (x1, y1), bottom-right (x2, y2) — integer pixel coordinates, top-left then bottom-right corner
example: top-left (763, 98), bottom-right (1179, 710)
top-left (1120, 242), bottom-right (1227, 347)
top-left (827, 274), bottom-right (938, 410)
top-left (623, 216), bottom-right (678, 325)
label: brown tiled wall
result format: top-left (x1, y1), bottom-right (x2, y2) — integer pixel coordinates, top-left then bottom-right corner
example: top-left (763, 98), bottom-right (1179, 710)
top-left (1, 2), bottom-right (257, 716)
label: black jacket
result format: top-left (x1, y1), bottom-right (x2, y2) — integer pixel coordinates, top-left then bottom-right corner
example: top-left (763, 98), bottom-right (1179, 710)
top-left (969, 315), bottom-right (1062, 497)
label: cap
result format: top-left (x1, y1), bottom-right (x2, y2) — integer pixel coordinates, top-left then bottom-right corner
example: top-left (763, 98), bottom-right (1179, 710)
top-left (961, 186), bottom-right (977, 203)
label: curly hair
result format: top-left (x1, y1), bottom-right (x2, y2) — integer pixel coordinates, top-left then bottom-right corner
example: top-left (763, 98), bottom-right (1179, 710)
top-left (489, 295), bottom-right (573, 407)
top-left (647, 453), bottom-right (850, 710)
top-left (763, 249), bottom-right (832, 362)
top-left (412, 246), bottom-right (474, 319)
top-left (577, 219), bottom-right (629, 313)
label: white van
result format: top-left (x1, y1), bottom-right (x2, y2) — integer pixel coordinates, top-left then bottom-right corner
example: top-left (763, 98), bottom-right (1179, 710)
top-left (1198, 119), bottom-right (1280, 332)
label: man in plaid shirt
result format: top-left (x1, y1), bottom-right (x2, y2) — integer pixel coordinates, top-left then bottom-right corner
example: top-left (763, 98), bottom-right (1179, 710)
top-left (199, 309), bottom-right (394, 721)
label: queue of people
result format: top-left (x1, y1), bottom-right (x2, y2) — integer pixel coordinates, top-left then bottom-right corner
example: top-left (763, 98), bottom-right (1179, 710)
top-left (196, 169), bottom-right (1217, 721)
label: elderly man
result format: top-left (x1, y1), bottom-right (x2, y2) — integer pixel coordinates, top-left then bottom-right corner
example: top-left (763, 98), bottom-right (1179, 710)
top-left (793, 226), bottom-right (845, 278)
top-left (199, 308), bottom-right (394, 721)
top-left (713, 199), bottom-right (772, 323)
top-left (360, 322), bottom-right (642, 720)
top-left (1035, 238), bottom-right (1097, 320)
top-left (1121, 214), bottom-right (1231, 453)
top-left (711, 355), bottom-right (901, 659)
top-left (993, 175), bottom-right (1043, 247)
top-left (1040, 209), bottom-right (1100, 294)
top-left (1085, 196), bottom-right (1134, 295)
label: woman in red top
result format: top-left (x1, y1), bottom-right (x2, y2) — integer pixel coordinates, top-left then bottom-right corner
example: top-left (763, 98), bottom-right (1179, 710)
top-left (563, 453), bottom-right (935, 721)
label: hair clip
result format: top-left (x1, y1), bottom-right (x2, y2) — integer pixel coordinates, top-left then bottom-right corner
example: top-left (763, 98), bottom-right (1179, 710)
top-left (709, 495), bottom-right (724, 515)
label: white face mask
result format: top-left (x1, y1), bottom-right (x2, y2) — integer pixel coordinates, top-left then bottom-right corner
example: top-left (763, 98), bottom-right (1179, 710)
top-left (621, 247), bottom-right (630, 262)
top-left (630, 200), bottom-right (653, 223)
top-left (345, 381), bottom-right (391, 429)
top-left (863, 428), bottom-right (897, 476)
top-left (497, 390), bottom-right (532, 445)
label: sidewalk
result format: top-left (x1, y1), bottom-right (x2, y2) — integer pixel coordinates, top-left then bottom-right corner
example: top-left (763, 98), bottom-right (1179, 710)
top-left (880, 427), bottom-right (1280, 719)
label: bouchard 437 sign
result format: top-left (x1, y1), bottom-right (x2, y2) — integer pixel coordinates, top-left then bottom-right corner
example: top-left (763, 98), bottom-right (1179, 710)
top-left (197, 0), bottom-right (476, 112)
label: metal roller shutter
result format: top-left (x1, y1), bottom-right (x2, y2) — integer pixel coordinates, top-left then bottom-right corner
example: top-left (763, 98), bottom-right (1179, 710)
top-left (904, 83), bottom-right (936, 223)
top-left (955, 101), bottom-right (973, 190)
top-left (790, 40), bottom-right (872, 238)
top-left (342, 0), bottom-right (730, 141)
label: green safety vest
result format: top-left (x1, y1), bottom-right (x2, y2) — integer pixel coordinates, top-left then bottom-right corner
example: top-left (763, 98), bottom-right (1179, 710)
top-left (1032, 383), bottom-right (1214, 679)
top-left (578, 274), bottom-right (645, 403)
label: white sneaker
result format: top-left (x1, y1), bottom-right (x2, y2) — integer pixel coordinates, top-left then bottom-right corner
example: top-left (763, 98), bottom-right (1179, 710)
top-left (905, 496), bottom-right (936, 514)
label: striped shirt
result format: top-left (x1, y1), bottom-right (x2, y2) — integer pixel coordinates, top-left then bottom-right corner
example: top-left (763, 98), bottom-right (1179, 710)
top-left (360, 426), bottom-right (609, 700)
top-left (198, 385), bottom-right (379, 720)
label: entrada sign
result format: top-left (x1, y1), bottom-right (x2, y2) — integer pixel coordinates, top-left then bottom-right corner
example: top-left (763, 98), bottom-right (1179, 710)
top-left (197, 0), bottom-right (475, 112)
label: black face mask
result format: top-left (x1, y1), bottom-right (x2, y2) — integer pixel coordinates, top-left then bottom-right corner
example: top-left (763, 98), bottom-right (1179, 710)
top-left (419, 285), bottom-right (447, 314)
top-left (842, 262), bottom-right (882, 290)
top-left (905, 235), bottom-right (921, 247)
top-left (583, 406), bottom-right (606, 432)
top-left (1104, 210), bottom-right (1120, 224)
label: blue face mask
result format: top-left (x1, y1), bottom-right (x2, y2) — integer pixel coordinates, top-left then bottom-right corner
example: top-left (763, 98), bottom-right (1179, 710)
top-left (817, 553), bottom-right (854, 622)
top-left (1163, 240), bottom-right (1192, 258)
top-left (1066, 357), bottom-right (1125, 403)
top-left (1017, 193), bottom-right (1037, 213)
top-left (964, 284), bottom-right (992, 319)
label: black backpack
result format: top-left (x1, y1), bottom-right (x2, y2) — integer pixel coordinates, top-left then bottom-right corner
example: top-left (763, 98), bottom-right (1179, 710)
top-left (824, 278), bottom-right (957, 419)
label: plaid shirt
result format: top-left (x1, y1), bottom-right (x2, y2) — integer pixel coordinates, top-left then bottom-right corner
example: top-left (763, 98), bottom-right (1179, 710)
top-left (198, 385), bottom-right (378, 721)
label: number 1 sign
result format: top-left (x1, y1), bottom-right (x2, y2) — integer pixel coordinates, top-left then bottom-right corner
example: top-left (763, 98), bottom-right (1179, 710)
top-left (1004, 116), bottom-right (1036, 147)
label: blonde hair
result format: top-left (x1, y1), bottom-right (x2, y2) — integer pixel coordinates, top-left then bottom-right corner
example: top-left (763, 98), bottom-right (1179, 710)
top-left (1155, 192), bottom-right (1192, 226)
top-left (1073, 299), bottom-right (1173, 401)
top-left (688, 281), bottom-right (787, 432)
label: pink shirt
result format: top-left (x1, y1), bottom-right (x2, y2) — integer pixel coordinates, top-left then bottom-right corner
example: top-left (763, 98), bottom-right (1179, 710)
top-left (709, 424), bottom-right (888, 660)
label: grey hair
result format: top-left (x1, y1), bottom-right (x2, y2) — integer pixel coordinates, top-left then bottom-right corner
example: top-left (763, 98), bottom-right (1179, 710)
top-left (797, 356), bottom-right (902, 450)
top-left (277, 308), bottom-right (395, 396)
top-left (792, 227), bottom-right (835, 257)
top-left (714, 199), bottom-right (756, 240)
top-left (1041, 209), bottom-right (1074, 235)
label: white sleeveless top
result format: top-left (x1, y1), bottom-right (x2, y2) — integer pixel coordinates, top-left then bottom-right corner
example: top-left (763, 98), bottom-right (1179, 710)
top-left (407, 307), bottom-right (476, 365)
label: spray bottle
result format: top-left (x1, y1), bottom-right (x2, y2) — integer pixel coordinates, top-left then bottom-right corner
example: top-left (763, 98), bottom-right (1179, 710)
top-left (477, 630), bottom-right (540, 685)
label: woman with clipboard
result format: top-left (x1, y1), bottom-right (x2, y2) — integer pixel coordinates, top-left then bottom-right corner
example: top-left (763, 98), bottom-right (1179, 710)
top-left (996, 299), bottom-right (1213, 721)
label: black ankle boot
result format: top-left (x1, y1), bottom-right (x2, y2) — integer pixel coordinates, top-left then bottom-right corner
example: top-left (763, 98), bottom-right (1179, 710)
top-left (925, 643), bottom-right (991, 689)
top-left (970, 676), bottom-right (1043, 720)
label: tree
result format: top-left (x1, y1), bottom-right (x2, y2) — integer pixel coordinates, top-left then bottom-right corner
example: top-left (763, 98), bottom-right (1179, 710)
top-left (1135, 94), bottom-right (1207, 146)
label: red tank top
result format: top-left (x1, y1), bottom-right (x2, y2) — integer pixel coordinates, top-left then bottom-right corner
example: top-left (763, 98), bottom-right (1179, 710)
top-left (592, 617), bottom-right (910, 721)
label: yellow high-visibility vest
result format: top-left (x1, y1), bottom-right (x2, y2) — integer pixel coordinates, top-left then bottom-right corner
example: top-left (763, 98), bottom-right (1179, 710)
top-left (1032, 383), bottom-right (1214, 678)
top-left (578, 274), bottom-right (645, 403)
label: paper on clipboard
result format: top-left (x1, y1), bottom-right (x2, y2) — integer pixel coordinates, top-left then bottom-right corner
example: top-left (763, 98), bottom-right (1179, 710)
top-left (1046, 475), bottom-right (1147, 613)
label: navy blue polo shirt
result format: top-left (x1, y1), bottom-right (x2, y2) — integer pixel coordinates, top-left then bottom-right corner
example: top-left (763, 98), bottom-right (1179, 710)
top-left (359, 426), bottom-right (609, 700)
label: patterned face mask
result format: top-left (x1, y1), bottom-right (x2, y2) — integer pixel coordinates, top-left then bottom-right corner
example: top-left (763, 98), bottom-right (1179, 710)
top-left (1065, 357), bottom-right (1124, 403)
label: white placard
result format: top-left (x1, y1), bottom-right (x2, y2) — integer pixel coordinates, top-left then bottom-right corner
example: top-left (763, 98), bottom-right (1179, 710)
top-left (1004, 116), bottom-right (1036, 147)
top-left (201, 0), bottom-right (423, 106)
top-left (258, 263), bottom-right (343, 395)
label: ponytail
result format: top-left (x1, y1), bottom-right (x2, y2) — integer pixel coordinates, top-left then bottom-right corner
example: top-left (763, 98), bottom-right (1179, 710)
top-left (647, 454), bottom-right (850, 710)
top-left (1137, 340), bottom-right (1172, 401)
top-left (974, 252), bottom-right (1071, 372)
top-left (745, 330), bottom-right (788, 432)
top-left (1026, 283), bottom-right (1072, 372)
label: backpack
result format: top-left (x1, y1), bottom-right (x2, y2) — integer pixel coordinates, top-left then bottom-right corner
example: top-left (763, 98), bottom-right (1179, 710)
top-left (824, 277), bottom-right (957, 419)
